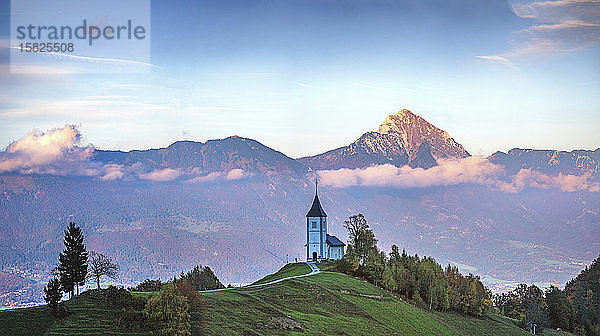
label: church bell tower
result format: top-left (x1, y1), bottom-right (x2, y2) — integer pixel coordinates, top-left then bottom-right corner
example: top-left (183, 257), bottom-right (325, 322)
top-left (306, 179), bottom-right (327, 261)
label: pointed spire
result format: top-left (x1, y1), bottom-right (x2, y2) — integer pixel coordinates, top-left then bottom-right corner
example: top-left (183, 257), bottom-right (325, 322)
top-left (306, 178), bottom-right (327, 217)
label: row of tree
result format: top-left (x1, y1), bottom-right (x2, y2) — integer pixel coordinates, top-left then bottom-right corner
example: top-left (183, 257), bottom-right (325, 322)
top-left (336, 214), bottom-right (492, 317)
top-left (495, 256), bottom-right (600, 335)
top-left (44, 222), bottom-right (119, 316)
top-left (130, 266), bottom-right (224, 335)
top-left (130, 265), bottom-right (225, 293)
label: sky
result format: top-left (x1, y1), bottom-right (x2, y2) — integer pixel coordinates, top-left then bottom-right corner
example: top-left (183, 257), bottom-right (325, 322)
top-left (0, 0), bottom-right (598, 158)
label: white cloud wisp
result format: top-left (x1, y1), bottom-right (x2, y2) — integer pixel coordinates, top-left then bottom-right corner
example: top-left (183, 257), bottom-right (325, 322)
top-left (317, 157), bottom-right (599, 193)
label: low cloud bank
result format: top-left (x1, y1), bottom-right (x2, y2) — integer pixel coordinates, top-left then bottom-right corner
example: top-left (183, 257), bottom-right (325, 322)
top-left (0, 126), bottom-right (249, 183)
top-left (0, 125), bottom-right (98, 176)
top-left (318, 157), bottom-right (599, 193)
top-left (140, 168), bottom-right (183, 182)
top-left (184, 168), bottom-right (247, 183)
top-left (496, 169), bottom-right (600, 193)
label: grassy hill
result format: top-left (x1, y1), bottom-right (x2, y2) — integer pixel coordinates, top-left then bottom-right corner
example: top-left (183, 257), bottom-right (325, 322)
top-left (204, 268), bottom-right (455, 335)
top-left (0, 263), bottom-right (549, 336)
top-left (251, 262), bottom-right (313, 285)
top-left (0, 289), bottom-right (148, 336)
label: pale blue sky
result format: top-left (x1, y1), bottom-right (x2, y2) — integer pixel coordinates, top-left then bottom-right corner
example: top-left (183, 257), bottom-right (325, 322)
top-left (0, 0), bottom-right (598, 157)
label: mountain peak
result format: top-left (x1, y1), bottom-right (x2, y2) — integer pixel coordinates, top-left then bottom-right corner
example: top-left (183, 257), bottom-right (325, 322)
top-left (300, 108), bottom-right (470, 171)
top-left (377, 109), bottom-right (419, 134)
top-left (377, 109), bottom-right (470, 160)
top-left (395, 108), bottom-right (416, 118)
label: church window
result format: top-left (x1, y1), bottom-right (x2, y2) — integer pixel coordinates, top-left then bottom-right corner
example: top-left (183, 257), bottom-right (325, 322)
top-left (311, 221), bottom-right (317, 228)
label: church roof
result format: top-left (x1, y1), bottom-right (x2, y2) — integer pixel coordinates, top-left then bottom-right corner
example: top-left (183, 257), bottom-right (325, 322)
top-left (306, 194), bottom-right (327, 217)
top-left (326, 234), bottom-right (345, 247)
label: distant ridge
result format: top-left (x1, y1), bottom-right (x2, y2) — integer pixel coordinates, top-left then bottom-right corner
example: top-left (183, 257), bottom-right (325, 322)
top-left (488, 148), bottom-right (600, 176)
top-left (298, 131), bottom-right (410, 170)
top-left (93, 136), bottom-right (310, 177)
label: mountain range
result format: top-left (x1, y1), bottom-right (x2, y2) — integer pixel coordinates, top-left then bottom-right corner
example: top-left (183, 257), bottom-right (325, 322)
top-left (0, 109), bottom-right (598, 308)
top-left (93, 136), bottom-right (309, 177)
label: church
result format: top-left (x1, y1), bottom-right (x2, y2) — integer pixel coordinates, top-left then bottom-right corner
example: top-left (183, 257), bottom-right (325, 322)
top-left (306, 182), bottom-right (345, 261)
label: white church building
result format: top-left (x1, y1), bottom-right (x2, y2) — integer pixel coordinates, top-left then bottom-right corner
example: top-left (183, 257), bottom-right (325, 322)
top-left (306, 182), bottom-right (345, 261)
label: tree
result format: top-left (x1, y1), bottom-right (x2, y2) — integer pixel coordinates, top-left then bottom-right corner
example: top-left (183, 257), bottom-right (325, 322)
top-left (88, 251), bottom-right (118, 290)
top-left (343, 214), bottom-right (369, 250)
top-left (176, 280), bottom-right (208, 331)
top-left (524, 302), bottom-right (551, 331)
top-left (132, 279), bottom-right (163, 292)
top-left (336, 246), bottom-right (359, 274)
top-left (44, 277), bottom-right (63, 315)
top-left (389, 245), bottom-right (401, 263)
top-left (175, 281), bottom-right (208, 311)
top-left (337, 216), bottom-right (492, 317)
top-left (565, 255), bottom-right (600, 335)
top-left (343, 214), bottom-right (377, 266)
top-left (382, 265), bottom-right (397, 292)
top-left (545, 286), bottom-right (573, 331)
top-left (502, 284), bottom-right (548, 322)
top-left (144, 283), bottom-right (191, 336)
top-left (58, 222), bottom-right (88, 297)
top-left (179, 266), bottom-right (224, 291)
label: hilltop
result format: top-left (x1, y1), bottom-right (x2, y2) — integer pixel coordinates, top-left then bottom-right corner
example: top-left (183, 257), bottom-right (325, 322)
top-left (0, 263), bottom-right (550, 336)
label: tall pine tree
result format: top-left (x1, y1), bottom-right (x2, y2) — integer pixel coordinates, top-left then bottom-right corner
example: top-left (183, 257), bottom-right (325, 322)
top-left (58, 222), bottom-right (88, 297)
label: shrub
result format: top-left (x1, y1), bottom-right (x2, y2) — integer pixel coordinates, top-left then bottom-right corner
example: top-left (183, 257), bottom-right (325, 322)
top-left (105, 285), bottom-right (135, 309)
top-left (176, 280), bottom-right (208, 312)
top-left (144, 284), bottom-right (191, 336)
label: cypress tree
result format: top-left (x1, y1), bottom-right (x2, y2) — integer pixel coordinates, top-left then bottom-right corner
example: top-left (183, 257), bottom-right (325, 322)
top-left (58, 222), bottom-right (88, 297)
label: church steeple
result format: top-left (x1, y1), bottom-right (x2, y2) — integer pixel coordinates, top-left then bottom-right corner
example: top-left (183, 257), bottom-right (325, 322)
top-left (305, 178), bottom-right (344, 261)
top-left (306, 179), bottom-right (327, 217)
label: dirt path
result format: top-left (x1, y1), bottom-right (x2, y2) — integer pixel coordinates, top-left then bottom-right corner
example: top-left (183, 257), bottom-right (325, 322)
top-left (199, 262), bottom-right (320, 293)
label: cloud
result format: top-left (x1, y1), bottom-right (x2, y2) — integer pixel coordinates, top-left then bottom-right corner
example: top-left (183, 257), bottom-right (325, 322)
top-left (41, 51), bottom-right (161, 69)
top-left (99, 163), bottom-right (127, 181)
top-left (0, 124), bottom-right (99, 176)
top-left (514, 0), bottom-right (600, 53)
top-left (318, 157), bottom-right (503, 188)
top-left (512, 0), bottom-right (600, 23)
top-left (478, 0), bottom-right (600, 63)
top-left (527, 19), bottom-right (600, 32)
top-left (475, 55), bottom-right (519, 70)
top-left (226, 168), bottom-right (246, 180)
top-left (496, 169), bottom-right (600, 193)
top-left (0, 125), bottom-right (136, 180)
top-left (0, 97), bottom-right (169, 119)
top-left (0, 126), bottom-right (255, 184)
top-left (317, 157), bottom-right (599, 193)
top-left (5, 64), bottom-right (82, 75)
top-left (185, 169), bottom-right (248, 183)
top-left (139, 168), bottom-right (183, 182)
top-left (0, 40), bottom-right (160, 70)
